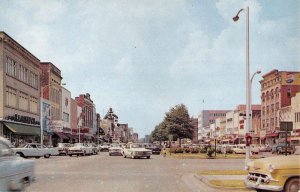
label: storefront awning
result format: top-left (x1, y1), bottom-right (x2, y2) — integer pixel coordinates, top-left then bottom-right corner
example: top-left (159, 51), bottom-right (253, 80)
top-left (266, 133), bottom-right (279, 138)
top-left (4, 122), bottom-right (40, 136)
top-left (53, 132), bottom-right (68, 139)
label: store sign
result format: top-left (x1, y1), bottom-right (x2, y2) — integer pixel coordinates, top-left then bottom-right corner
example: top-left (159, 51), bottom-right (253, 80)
top-left (6, 114), bottom-right (39, 125)
top-left (48, 120), bottom-right (63, 132)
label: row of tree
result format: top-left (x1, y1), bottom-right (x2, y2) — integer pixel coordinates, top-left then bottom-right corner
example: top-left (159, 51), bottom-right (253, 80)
top-left (149, 104), bottom-right (194, 147)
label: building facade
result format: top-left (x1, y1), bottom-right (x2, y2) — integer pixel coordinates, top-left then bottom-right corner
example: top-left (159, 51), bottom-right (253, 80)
top-left (190, 117), bottom-right (198, 144)
top-left (260, 70), bottom-right (300, 145)
top-left (198, 110), bottom-right (230, 142)
top-left (0, 32), bottom-right (41, 145)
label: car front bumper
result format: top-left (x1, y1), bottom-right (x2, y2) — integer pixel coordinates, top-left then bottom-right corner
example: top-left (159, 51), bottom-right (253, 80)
top-left (244, 179), bottom-right (283, 191)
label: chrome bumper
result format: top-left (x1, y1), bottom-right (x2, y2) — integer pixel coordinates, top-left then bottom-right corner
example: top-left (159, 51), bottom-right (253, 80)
top-left (244, 179), bottom-right (283, 191)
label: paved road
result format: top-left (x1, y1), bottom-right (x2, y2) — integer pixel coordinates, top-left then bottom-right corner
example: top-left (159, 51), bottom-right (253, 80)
top-left (26, 153), bottom-right (247, 192)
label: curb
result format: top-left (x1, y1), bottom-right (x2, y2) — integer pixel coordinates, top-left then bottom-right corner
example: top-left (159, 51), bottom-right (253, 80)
top-left (193, 174), bottom-right (250, 191)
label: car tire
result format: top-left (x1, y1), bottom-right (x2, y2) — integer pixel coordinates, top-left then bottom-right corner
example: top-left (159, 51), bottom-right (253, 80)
top-left (147, 156), bottom-right (150, 159)
top-left (284, 177), bottom-right (300, 192)
top-left (123, 154), bottom-right (126, 158)
top-left (69, 154), bottom-right (72, 157)
top-left (16, 152), bottom-right (24, 158)
top-left (44, 154), bottom-right (51, 158)
top-left (35, 156), bottom-right (40, 159)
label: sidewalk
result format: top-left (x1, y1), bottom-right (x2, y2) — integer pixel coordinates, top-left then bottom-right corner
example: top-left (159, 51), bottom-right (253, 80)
top-left (194, 174), bottom-right (256, 191)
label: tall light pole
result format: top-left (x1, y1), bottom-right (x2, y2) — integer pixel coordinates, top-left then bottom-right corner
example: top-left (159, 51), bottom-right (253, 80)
top-left (233, 6), bottom-right (250, 163)
top-left (40, 82), bottom-right (65, 148)
top-left (250, 70), bottom-right (261, 141)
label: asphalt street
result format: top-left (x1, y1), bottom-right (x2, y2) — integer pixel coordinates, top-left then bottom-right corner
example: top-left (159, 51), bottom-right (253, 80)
top-left (26, 153), bottom-right (247, 192)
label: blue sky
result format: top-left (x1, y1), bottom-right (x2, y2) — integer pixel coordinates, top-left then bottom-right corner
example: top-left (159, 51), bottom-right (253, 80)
top-left (1, 0), bottom-right (299, 137)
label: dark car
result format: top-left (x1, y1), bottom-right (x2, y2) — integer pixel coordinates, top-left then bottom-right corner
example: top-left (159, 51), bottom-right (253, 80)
top-left (271, 143), bottom-right (292, 154)
top-left (144, 143), bottom-right (161, 155)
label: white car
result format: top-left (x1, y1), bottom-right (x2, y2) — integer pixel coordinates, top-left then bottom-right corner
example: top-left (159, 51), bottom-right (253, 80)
top-left (109, 144), bottom-right (123, 156)
top-left (68, 143), bottom-right (93, 156)
top-left (12, 143), bottom-right (58, 158)
top-left (0, 137), bottom-right (35, 191)
top-left (123, 143), bottom-right (152, 159)
top-left (232, 144), bottom-right (246, 154)
top-left (250, 145), bottom-right (259, 154)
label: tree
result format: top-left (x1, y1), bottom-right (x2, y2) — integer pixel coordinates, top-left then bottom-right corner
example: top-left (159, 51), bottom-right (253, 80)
top-left (164, 104), bottom-right (194, 147)
top-left (150, 122), bottom-right (168, 144)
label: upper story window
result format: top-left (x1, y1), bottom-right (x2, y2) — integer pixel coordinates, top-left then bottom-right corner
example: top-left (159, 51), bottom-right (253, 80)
top-left (19, 65), bottom-right (28, 83)
top-left (6, 86), bottom-right (17, 108)
top-left (19, 92), bottom-right (29, 111)
top-left (287, 88), bottom-right (291, 97)
top-left (6, 57), bottom-right (17, 77)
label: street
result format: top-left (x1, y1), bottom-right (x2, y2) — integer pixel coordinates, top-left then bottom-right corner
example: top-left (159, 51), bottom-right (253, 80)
top-left (26, 153), bottom-right (247, 192)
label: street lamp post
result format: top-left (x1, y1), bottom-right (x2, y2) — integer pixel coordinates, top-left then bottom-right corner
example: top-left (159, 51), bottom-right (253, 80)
top-left (250, 70), bottom-right (261, 140)
top-left (233, 6), bottom-right (251, 163)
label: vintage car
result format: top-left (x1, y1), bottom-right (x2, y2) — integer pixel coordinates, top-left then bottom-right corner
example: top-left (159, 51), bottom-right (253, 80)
top-left (245, 146), bottom-right (300, 192)
top-left (232, 144), bottom-right (246, 154)
top-left (251, 145), bottom-right (260, 154)
top-left (109, 144), bottom-right (123, 156)
top-left (143, 143), bottom-right (162, 155)
top-left (0, 137), bottom-right (35, 191)
top-left (123, 143), bottom-right (152, 159)
top-left (98, 143), bottom-right (110, 152)
top-left (12, 143), bottom-right (59, 158)
top-left (57, 143), bottom-right (72, 155)
top-left (259, 145), bottom-right (272, 152)
top-left (68, 143), bottom-right (93, 156)
top-left (86, 143), bottom-right (98, 155)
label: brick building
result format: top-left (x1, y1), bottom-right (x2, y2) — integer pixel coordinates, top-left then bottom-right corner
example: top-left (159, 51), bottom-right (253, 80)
top-left (190, 117), bottom-right (198, 144)
top-left (260, 70), bottom-right (300, 145)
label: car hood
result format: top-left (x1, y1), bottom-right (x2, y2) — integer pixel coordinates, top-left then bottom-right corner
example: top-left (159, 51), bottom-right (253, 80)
top-left (131, 148), bottom-right (152, 152)
top-left (69, 147), bottom-right (83, 150)
top-left (248, 155), bottom-right (300, 171)
top-left (110, 147), bottom-right (122, 150)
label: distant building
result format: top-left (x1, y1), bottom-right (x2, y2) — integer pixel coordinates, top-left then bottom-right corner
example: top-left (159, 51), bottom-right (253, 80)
top-left (260, 70), bottom-right (300, 145)
top-left (132, 133), bottom-right (138, 143)
top-left (190, 117), bottom-right (198, 144)
top-left (198, 110), bottom-right (230, 143)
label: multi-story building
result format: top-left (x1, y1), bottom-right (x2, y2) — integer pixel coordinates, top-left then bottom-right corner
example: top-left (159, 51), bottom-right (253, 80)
top-left (103, 107), bottom-right (119, 142)
top-left (61, 87), bottom-right (71, 136)
top-left (75, 93), bottom-right (96, 141)
top-left (70, 98), bottom-right (80, 142)
top-left (190, 117), bottom-right (198, 144)
top-left (132, 133), bottom-right (139, 143)
top-left (198, 110), bottom-right (230, 143)
top-left (40, 62), bottom-right (66, 145)
top-left (279, 92), bottom-right (300, 145)
top-left (0, 32), bottom-right (41, 145)
top-left (260, 70), bottom-right (300, 145)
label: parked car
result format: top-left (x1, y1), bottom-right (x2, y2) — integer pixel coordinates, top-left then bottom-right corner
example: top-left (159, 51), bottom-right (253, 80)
top-left (245, 146), bottom-right (300, 192)
top-left (57, 143), bottom-right (72, 155)
top-left (258, 145), bottom-right (272, 152)
top-left (143, 143), bottom-right (162, 155)
top-left (99, 143), bottom-right (110, 152)
top-left (272, 143), bottom-right (291, 154)
top-left (109, 144), bottom-right (123, 156)
top-left (277, 146), bottom-right (295, 155)
top-left (232, 144), bottom-right (246, 154)
top-left (12, 143), bottom-right (58, 158)
top-left (250, 145), bottom-right (260, 154)
top-left (68, 143), bottom-right (93, 156)
top-left (86, 143), bottom-right (98, 155)
top-left (123, 143), bottom-right (152, 159)
top-left (0, 137), bottom-right (35, 191)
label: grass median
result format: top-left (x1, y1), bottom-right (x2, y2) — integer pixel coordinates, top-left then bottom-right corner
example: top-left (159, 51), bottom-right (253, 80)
top-left (197, 170), bottom-right (247, 189)
top-left (166, 152), bottom-right (261, 159)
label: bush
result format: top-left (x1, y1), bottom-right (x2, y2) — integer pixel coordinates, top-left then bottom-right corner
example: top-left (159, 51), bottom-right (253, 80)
top-left (207, 148), bottom-right (215, 157)
top-left (184, 148), bottom-right (191, 153)
top-left (200, 148), bottom-right (207, 153)
top-left (190, 148), bottom-right (200, 153)
top-left (175, 148), bottom-right (184, 153)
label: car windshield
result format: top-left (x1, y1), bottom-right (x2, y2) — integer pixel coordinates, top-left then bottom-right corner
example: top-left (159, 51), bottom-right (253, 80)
top-left (131, 144), bottom-right (143, 148)
top-left (73, 143), bottom-right (83, 147)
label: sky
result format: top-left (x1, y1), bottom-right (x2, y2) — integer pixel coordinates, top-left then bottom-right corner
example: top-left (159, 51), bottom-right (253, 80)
top-left (1, 0), bottom-right (299, 138)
